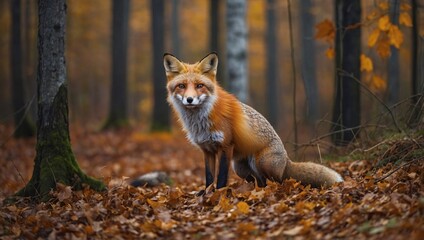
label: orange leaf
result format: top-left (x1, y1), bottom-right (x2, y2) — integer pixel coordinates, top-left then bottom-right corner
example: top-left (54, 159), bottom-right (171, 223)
top-left (388, 25), bottom-right (404, 48)
top-left (315, 19), bottom-right (335, 42)
top-left (237, 222), bottom-right (257, 234)
top-left (326, 47), bottom-right (335, 59)
top-left (378, 15), bottom-right (391, 31)
top-left (366, 10), bottom-right (378, 21)
top-left (371, 75), bottom-right (387, 91)
top-left (368, 28), bottom-right (381, 47)
top-left (236, 201), bottom-right (250, 214)
top-left (399, 12), bottom-right (413, 27)
top-left (360, 54), bottom-right (373, 72)
top-left (378, 2), bottom-right (389, 10)
top-left (376, 36), bottom-right (391, 58)
top-left (400, 3), bottom-right (412, 11)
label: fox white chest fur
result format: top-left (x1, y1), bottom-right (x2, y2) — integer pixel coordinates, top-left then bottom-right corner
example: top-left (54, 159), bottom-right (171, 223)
top-left (169, 94), bottom-right (224, 148)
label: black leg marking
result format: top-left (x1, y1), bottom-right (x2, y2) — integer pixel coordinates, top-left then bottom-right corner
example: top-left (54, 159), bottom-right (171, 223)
top-left (205, 161), bottom-right (214, 188)
top-left (216, 154), bottom-right (229, 189)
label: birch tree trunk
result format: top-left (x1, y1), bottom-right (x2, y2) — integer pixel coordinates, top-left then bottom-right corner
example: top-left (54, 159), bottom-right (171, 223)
top-left (226, 0), bottom-right (248, 102)
top-left (16, 0), bottom-right (105, 200)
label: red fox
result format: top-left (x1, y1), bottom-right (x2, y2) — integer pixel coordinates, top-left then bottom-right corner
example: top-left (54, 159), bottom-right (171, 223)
top-left (163, 52), bottom-right (343, 192)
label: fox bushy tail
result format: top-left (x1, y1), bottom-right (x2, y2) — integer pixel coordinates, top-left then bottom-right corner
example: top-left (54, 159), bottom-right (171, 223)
top-left (283, 160), bottom-right (343, 187)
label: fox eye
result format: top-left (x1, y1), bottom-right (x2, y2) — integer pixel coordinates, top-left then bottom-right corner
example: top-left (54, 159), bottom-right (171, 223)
top-left (177, 84), bottom-right (185, 89)
top-left (196, 84), bottom-right (204, 89)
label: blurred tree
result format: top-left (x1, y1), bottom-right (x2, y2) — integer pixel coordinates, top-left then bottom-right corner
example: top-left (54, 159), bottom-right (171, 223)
top-left (299, 0), bottom-right (319, 123)
top-left (226, 0), bottom-right (248, 102)
top-left (265, 0), bottom-right (278, 128)
top-left (104, 0), bottom-right (130, 129)
top-left (410, 0), bottom-right (424, 126)
top-left (209, 0), bottom-right (225, 85)
top-left (172, 0), bottom-right (180, 57)
top-left (387, 0), bottom-right (400, 106)
top-left (16, 0), bottom-right (105, 200)
top-left (331, 0), bottom-right (361, 146)
top-left (10, 0), bottom-right (35, 138)
top-left (151, 0), bottom-right (170, 131)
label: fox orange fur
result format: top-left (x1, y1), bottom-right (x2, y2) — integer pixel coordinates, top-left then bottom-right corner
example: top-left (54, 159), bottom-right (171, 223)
top-left (163, 53), bottom-right (343, 192)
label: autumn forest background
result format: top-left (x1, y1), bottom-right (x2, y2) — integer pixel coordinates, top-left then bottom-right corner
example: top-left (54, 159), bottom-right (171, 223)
top-left (0, 0), bottom-right (423, 239)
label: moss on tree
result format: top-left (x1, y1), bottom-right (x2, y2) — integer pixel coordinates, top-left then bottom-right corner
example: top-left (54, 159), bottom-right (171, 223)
top-left (15, 85), bottom-right (105, 201)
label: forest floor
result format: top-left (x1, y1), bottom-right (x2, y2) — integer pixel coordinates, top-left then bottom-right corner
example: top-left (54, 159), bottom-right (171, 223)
top-left (0, 125), bottom-right (423, 239)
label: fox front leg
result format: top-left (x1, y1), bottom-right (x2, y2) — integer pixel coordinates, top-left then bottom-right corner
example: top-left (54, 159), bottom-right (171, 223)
top-left (216, 146), bottom-right (234, 189)
top-left (197, 151), bottom-right (216, 196)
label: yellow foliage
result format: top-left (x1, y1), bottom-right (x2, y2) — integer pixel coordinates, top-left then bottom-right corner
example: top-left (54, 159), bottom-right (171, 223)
top-left (325, 47), bottom-right (335, 59)
top-left (400, 3), bottom-right (412, 11)
top-left (360, 54), bottom-right (373, 72)
top-left (315, 19), bottom-right (335, 43)
top-left (388, 25), bottom-right (404, 48)
top-left (376, 36), bottom-right (391, 58)
top-left (378, 15), bottom-right (391, 31)
top-left (370, 75), bottom-right (387, 92)
top-left (378, 1), bottom-right (389, 11)
top-left (368, 28), bottom-right (380, 47)
top-left (399, 12), bottom-right (413, 27)
top-left (366, 10), bottom-right (378, 21)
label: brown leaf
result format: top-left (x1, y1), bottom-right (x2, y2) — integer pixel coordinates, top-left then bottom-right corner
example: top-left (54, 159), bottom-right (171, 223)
top-left (315, 19), bottom-right (335, 42)
top-left (57, 184), bottom-right (72, 202)
top-left (376, 36), bottom-right (391, 58)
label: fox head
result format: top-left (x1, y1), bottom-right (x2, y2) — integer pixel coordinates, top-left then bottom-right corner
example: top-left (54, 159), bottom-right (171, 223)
top-left (163, 53), bottom-right (218, 110)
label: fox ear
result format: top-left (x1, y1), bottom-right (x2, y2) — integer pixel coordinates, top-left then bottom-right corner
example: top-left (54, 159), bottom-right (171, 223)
top-left (198, 52), bottom-right (218, 77)
top-left (163, 53), bottom-right (184, 79)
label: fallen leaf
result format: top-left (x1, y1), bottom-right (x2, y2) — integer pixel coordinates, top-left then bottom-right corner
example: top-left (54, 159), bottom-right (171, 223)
top-left (236, 201), bottom-right (250, 214)
top-left (283, 225), bottom-right (304, 236)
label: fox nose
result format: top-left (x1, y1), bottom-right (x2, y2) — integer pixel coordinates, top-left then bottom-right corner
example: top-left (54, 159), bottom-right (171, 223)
top-left (187, 97), bottom-right (193, 104)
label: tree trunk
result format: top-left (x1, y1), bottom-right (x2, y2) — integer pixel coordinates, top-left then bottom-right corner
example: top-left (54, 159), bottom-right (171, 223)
top-left (210, 0), bottom-right (225, 86)
top-left (104, 0), bottom-right (130, 129)
top-left (172, 0), bottom-right (180, 57)
top-left (151, 0), bottom-right (170, 131)
top-left (300, 0), bottom-right (319, 123)
top-left (265, 0), bottom-right (278, 128)
top-left (387, 0), bottom-right (400, 106)
top-left (410, 0), bottom-right (424, 126)
top-left (331, 0), bottom-right (361, 146)
top-left (226, 0), bottom-right (248, 103)
top-left (10, 0), bottom-right (35, 138)
top-left (16, 0), bottom-right (105, 200)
